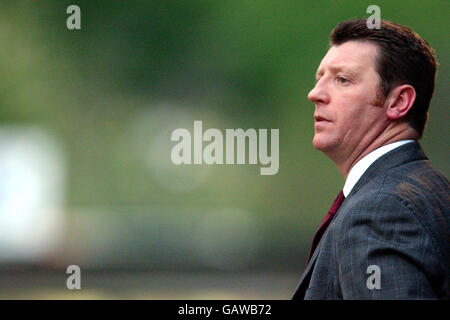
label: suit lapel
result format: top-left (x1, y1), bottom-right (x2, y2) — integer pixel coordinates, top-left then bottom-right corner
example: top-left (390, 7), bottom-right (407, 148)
top-left (291, 231), bottom-right (325, 299)
top-left (292, 197), bottom-right (349, 299)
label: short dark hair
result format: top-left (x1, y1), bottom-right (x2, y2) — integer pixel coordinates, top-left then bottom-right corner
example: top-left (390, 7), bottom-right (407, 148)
top-left (330, 18), bottom-right (438, 138)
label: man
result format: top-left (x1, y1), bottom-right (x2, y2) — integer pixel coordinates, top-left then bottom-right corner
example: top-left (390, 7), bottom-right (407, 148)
top-left (292, 18), bottom-right (449, 299)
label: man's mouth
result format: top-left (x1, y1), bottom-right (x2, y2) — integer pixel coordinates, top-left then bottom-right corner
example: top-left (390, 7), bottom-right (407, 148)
top-left (314, 115), bottom-right (330, 122)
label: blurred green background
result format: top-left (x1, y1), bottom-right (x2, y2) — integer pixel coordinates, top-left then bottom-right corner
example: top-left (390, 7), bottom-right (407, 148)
top-left (0, 0), bottom-right (448, 299)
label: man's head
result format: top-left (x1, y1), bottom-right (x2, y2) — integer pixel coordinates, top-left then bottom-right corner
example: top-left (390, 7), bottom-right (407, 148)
top-left (308, 18), bottom-right (438, 174)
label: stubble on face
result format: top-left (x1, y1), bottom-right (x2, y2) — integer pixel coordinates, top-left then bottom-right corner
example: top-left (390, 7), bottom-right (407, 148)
top-left (309, 41), bottom-right (388, 170)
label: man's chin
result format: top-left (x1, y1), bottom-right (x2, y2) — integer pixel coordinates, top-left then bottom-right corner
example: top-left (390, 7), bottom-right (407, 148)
top-left (312, 137), bottom-right (335, 153)
top-left (312, 137), bottom-right (326, 151)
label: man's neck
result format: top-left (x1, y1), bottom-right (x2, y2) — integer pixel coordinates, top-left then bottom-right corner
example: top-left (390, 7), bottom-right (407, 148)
top-left (335, 124), bottom-right (419, 178)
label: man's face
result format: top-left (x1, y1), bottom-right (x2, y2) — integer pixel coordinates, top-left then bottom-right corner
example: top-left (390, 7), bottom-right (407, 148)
top-left (308, 41), bottom-right (387, 160)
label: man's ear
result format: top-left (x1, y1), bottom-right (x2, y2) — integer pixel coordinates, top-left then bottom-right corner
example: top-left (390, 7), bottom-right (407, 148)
top-left (385, 84), bottom-right (416, 120)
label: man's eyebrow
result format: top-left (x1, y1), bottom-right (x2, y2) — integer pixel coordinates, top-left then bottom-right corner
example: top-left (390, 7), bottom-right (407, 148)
top-left (315, 65), bottom-right (359, 80)
top-left (330, 65), bottom-right (358, 75)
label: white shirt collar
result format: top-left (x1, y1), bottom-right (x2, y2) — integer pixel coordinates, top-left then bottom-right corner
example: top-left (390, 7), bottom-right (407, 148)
top-left (343, 140), bottom-right (415, 197)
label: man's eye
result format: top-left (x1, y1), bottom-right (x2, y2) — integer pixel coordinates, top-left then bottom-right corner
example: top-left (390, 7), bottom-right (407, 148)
top-left (337, 76), bottom-right (349, 84)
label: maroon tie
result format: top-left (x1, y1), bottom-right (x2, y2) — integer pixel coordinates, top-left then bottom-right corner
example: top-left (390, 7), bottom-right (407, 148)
top-left (306, 190), bottom-right (345, 265)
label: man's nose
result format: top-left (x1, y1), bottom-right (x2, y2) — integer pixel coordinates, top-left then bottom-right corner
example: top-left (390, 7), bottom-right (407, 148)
top-left (307, 80), bottom-right (329, 105)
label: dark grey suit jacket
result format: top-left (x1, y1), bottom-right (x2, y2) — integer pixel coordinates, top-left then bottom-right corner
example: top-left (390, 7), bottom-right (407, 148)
top-left (292, 141), bottom-right (449, 299)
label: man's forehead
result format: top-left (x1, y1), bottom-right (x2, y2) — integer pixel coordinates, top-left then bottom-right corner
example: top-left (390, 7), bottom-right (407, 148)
top-left (316, 41), bottom-right (378, 74)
